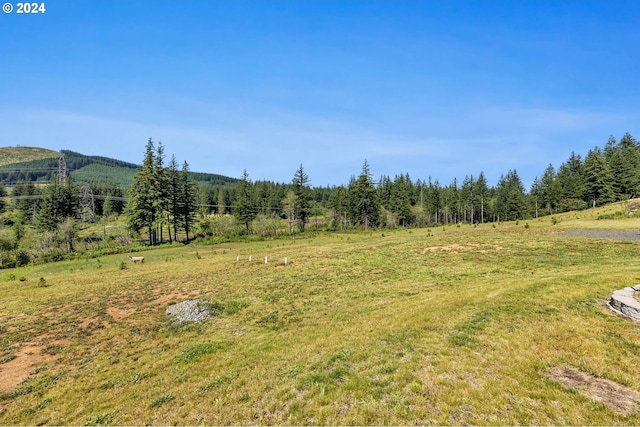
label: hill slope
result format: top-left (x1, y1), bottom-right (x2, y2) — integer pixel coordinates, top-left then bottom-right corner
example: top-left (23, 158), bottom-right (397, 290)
top-left (0, 147), bottom-right (237, 187)
top-left (0, 147), bottom-right (60, 166)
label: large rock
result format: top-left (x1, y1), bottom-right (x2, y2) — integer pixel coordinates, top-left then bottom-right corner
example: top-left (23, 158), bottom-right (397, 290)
top-left (166, 299), bottom-right (212, 323)
top-left (609, 287), bottom-right (640, 320)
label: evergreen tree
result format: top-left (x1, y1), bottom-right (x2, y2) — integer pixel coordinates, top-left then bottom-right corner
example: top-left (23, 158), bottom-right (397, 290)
top-left (425, 178), bottom-right (441, 224)
top-left (460, 175), bottom-right (474, 223)
top-left (390, 174), bottom-right (413, 226)
top-left (584, 147), bottom-right (615, 207)
top-left (377, 175), bottom-right (393, 209)
top-left (348, 160), bottom-right (380, 228)
top-left (167, 155), bottom-right (181, 242)
top-left (292, 164), bottom-right (311, 232)
top-left (473, 172), bottom-right (488, 223)
top-left (36, 179), bottom-right (79, 231)
top-left (154, 142), bottom-right (170, 243)
top-left (495, 170), bottom-right (527, 221)
top-left (618, 133), bottom-right (640, 198)
top-left (557, 152), bottom-right (586, 211)
top-left (539, 164), bottom-right (561, 214)
top-left (181, 161), bottom-right (198, 241)
top-left (12, 181), bottom-right (40, 223)
top-left (327, 185), bottom-right (349, 230)
top-left (233, 170), bottom-right (256, 232)
top-left (126, 138), bottom-right (159, 245)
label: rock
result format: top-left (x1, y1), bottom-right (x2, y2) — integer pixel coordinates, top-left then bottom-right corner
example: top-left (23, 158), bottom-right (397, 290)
top-left (609, 287), bottom-right (640, 321)
top-left (166, 299), bottom-right (211, 323)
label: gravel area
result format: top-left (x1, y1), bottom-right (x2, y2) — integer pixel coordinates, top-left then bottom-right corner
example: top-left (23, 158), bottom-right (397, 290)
top-left (166, 299), bottom-right (212, 323)
top-left (559, 229), bottom-right (640, 240)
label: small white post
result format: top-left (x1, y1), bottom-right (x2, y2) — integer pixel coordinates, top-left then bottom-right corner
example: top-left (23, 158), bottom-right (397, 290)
top-left (284, 257), bottom-right (288, 266)
top-left (249, 255), bottom-right (252, 262)
top-left (265, 256), bottom-right (268, 264)
top-left (236, 256), bottom-right (239, 262)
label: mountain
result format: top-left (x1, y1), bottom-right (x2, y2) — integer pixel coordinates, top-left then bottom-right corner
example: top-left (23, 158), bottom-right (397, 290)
top-left (0, 147), bottom-right (238, 187)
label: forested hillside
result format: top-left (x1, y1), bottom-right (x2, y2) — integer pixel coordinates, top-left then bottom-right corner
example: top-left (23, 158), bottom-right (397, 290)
top-left (0, 148), bottom-right (238, 188)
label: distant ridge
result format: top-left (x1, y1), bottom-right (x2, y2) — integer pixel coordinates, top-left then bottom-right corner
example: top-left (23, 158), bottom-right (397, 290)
top-left (0, 146), bottom-right (60, 166)
top-left (0, 146), bottom-right (238, 187)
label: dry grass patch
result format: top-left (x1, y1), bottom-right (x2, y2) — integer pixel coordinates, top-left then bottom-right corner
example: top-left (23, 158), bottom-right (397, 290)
top-left (548, 365), bottom-right (640, 416)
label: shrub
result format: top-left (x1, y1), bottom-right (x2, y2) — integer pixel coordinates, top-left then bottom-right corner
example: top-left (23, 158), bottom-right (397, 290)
top-left (16, 250), bottom-right (30, 267)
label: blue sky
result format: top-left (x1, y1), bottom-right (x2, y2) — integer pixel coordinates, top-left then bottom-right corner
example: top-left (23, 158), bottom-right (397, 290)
top-left (1, 0), bottom-right (638, 188)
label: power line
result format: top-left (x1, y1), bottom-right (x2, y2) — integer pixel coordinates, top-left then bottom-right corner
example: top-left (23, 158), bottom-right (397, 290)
top-left (0, 195), bottom-right (283, 211)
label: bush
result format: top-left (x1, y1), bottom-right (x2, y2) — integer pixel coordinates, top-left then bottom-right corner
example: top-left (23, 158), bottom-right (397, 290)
top-left (15, 250), bottom-right (31, 267)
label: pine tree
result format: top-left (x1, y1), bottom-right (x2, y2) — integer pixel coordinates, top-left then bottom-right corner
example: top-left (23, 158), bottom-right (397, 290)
top-left (233, 170), bottom-right (256, 232)
top-left (390, 174), bottom-right (413, 226)
top-left (348, 160), bottom-right (380, 229)
top-left (539, 164), bottom-right (561, 214)
top-left (13, 181), bottom-right (40, 223)
top-left (556, 152), bottom-right (586, 211)
top-left (327, 185), bottom-right (349, 230)
top-left (154, 142), bottom-right (170, 243)
top-left (425, 178), bottom-right (441, 225)
top-left (166, 155), bottom-right (180, 242)
top-left (292, 164), bottom-right (311, 232)
top-left (460, 175), bottom-right (474, 223)
top-left (496, 170), bottom-right (527, 221)
top-left (126, 138), bottom-right (158, 245)
top-left (473, 172), bottom-right (488, 223)
top-left (584, 147), bottom-right (615, 207)
top-left (181, 161), bottom-right (198, 241)
top-left (36, 179), bottom-right (79, 231)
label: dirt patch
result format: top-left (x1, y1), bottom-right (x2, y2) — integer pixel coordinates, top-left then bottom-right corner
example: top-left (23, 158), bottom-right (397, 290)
top-left (560, 229), bottom-right (640, 240)
top-left (148, 291), bottom-right (194, 309)
top-left (548, 365), bottom-right (640, 415)
top-left (106, 306), bottom-right (135, 321)
top-left (0, 344), bottom-right (56, 393)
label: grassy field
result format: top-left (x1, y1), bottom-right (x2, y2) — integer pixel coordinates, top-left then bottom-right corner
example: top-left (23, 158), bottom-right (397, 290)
top-left (2, 202), bottom-right (640, 425)
top-left (0, 147), bottom-right (60, 166)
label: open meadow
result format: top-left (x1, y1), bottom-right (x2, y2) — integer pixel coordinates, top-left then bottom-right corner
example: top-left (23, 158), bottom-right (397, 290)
top-left (2, 202), bottom-right (640, 425)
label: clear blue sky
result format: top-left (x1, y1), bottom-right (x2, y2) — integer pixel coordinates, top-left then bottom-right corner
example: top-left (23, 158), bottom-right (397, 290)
top-left (1, 0), bottom-right (638, 188)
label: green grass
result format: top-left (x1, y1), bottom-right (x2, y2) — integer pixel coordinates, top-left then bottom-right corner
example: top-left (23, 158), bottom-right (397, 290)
top-left (2, 202), bottom-right (640, 424)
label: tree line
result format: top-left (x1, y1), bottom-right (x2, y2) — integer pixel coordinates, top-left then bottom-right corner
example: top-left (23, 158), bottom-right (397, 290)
top-left (202, 132), bottom-right (636, 232)
top-left (0, 132), bottom-right (638, 267)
